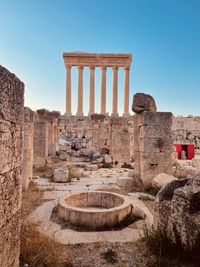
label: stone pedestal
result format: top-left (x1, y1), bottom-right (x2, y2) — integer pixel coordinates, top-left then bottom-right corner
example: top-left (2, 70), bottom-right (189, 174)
top-left (133, 111), bottom-right (173, 189)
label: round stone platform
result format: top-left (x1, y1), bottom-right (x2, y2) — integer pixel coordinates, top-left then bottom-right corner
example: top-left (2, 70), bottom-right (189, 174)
top-left (57, 191), bottom-right (132, 230)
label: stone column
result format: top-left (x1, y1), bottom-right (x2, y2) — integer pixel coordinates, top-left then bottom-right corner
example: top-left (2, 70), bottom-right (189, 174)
top-left (111, 66), bottom-right (118, 116)
top-left (33, 109), bottom-right (49, 168)
top-left (23, 107), bottom-right (35, 191)
top-left (89, 66), bottom-right (95, 115)
top-left (47, 111), bottom-right (60, 157)
top-left (123, 66), bottom-right (130, 117)
top-left (76, 66), bottom-right (84, 116)
top-left (100, 66), bottom-right (107, 114)
top-left (65, 65), bottom-right (72, 116)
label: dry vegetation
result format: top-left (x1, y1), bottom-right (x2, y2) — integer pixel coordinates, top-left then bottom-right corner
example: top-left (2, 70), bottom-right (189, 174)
top-left (22, 166), bottom-right (198, 266)
top-left (20, 181), bottom-right (72, 267)
top-left (20, 222), bottom-right (72, 267)
top-left (138, 226), bottom-right (200, 267)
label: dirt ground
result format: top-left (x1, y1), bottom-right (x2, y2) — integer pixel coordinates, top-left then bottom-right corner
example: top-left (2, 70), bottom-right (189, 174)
top-left (21, 160), bottom-right (155, 267)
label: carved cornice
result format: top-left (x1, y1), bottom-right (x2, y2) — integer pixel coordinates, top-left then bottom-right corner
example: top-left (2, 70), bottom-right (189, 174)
top-left (63, 52), bottom-right (132, 68)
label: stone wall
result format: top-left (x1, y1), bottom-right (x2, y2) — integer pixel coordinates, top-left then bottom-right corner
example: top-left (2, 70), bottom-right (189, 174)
top-left (111, 117), bottom-right (134, 163)
top-left (23, 107), bottom-right (35, 190)
top-left (0, 65), bottom-right (24, 267)
top-left (134, 111), bottom-right (173, 189)
top-left (91, 115), bottom-right (134, 163)
top-left (60, 115), bottom-right (92, 139)
top-left (61, 113), bottom-right (200, 166)
top-left (91, 114), bottom-right (111, 152)
top-left (33, 109), bottom-right (60, 168)
top-left (172, 116), bottom-right (200, 148)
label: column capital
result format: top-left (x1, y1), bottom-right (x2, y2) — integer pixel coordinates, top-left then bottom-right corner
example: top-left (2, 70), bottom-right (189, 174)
top-left (78, 65), bottom-right (84, 70)
top-left (112, 66), bottom-right (119, 70)
top-left (124, 65), bottom-right (130, 71)
top-left (89, 66), bottom-right (95, 70)
top-left (66, 65), bottom-right (72, 70)
top-left (101, 66), bottom-right (107, 70)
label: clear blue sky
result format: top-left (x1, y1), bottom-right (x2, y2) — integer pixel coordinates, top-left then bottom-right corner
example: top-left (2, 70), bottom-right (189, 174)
top-left (0, 0), bottom-right (200, 115)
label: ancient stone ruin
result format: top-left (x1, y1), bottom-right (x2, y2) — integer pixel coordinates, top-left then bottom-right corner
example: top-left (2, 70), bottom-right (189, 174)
top-left (155, 178), bottom-right (200, 248)
top-left (1, 51), bottom-right (200, 266)
top-left (33, 109), bottom-right (60, 168)
top-left (0, 65), bottom-right (24, 267)
top-left (57, 191), bottom-right (132, 230)
top-left (133, 93), bottom-right (173, 189)
top-left (0, 65), bottom-right (61, 266)
top-left (63, 52), bottom-right (132, 116)
top-left (23, 107), bottom-right (35, 190)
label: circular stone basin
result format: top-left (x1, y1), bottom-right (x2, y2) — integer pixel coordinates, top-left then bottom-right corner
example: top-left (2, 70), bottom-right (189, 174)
top-left (57, 191), bottom-right (132, 230)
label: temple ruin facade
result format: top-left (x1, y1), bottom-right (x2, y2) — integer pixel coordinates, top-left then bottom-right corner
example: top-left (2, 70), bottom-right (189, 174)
top-left (1, 52), bottom-right (200, 266)
top-left (63, 52), bottom-right (132, 116)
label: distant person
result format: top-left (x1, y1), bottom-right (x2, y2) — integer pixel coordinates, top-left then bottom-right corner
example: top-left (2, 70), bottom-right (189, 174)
top-left (181, 150), bottom-right (187, 160)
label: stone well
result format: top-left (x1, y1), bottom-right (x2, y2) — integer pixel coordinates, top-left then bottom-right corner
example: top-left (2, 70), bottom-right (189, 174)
top-left (57, 191), bottom-right (132, 230)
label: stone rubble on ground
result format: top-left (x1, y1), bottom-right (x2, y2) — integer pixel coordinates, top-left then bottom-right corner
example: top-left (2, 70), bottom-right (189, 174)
top-left (53, 166), bottom-right (69, 182)
top-left (155, 178), bottom-right (200, 248)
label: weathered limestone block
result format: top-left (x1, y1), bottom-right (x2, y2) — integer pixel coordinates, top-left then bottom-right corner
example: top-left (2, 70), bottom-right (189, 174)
top-left (0, 65), bottom-right (24, 267)
top-left (117, 176), bottom-right (135, 191)
top-left (132, 93), bottom-right (157, 114)
top-left (23, 107), bottom-right (35, 190)
top-left (152, 173), bottom-right (177, 190)
top-left (173, 161), bottom-right (200, 179)
top-left (85, 164), bottom-right (99, 171)
top-left (0, 121), bottom-right (22, 173)
top-left (172, 116), bottom-right (200, 148)
top-left (0, 212), bottom-right (20, 267)
top-left (154, 178), bottom-right (200, 248)
top-left (192, 157), bottom-right (200, 169)
top-left (60, 115), bottom-right (92, 140)
top-left (104, 154), bottom-right (113, 164)
top-left (133, 108), bottom-right (173, 189)
top-left (46, 111), bottom-right (60, 157)
top-left (33, 117), bottom-right (48, 168)
top-left (53, 166), bottom-right (69, 182)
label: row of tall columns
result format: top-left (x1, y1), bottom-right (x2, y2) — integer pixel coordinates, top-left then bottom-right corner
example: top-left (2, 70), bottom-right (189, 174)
top-left (65, 66), bottom-right (130, 116)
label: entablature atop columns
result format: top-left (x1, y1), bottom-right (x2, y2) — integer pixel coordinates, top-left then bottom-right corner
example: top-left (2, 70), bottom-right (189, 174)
top-left (63, 52), bottom-right (132, 68)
